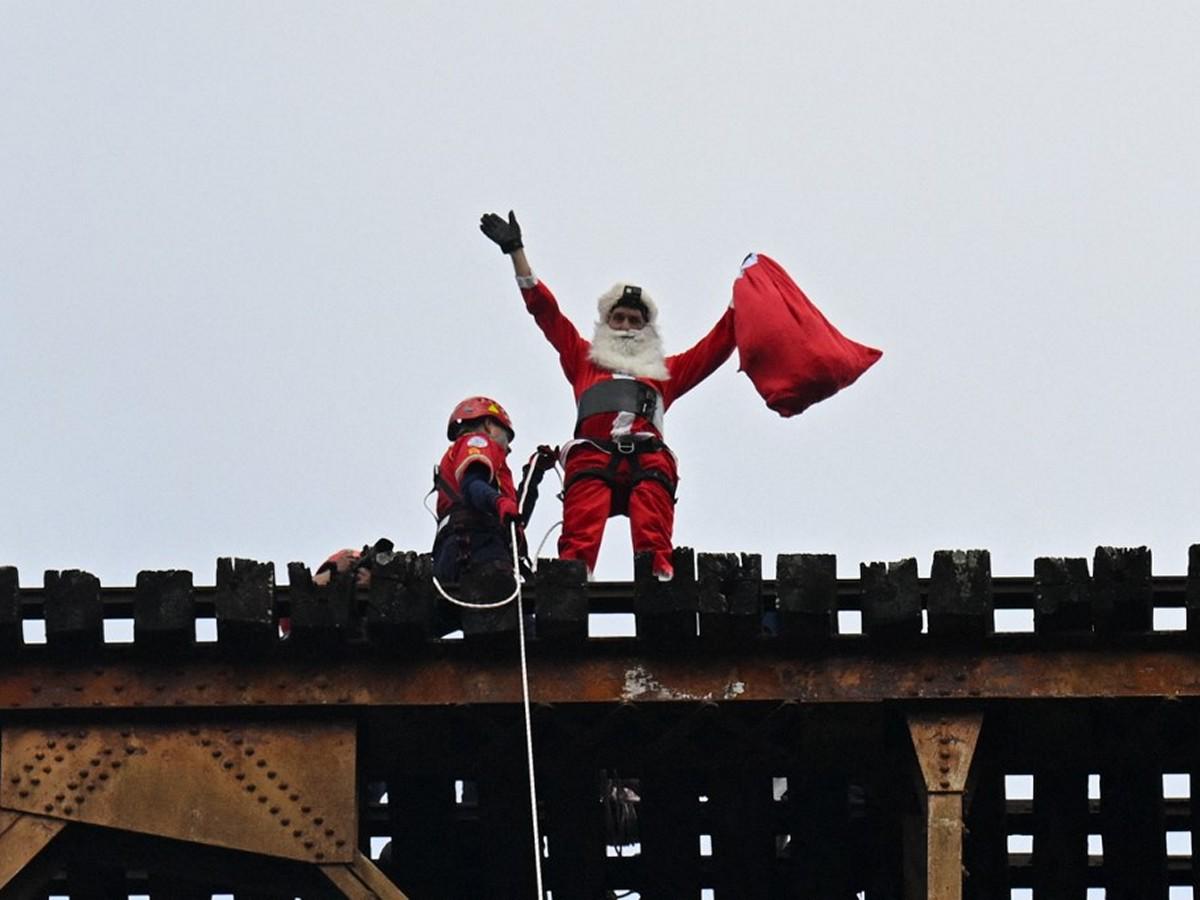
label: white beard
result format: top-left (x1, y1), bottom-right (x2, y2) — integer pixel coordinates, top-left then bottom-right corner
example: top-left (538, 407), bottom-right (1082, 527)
top-left (588, 323), bottom-right (670, 381)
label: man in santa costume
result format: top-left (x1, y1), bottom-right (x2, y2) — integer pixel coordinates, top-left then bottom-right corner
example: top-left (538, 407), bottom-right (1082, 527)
top-left (480, 210), bottom-right (735, 581)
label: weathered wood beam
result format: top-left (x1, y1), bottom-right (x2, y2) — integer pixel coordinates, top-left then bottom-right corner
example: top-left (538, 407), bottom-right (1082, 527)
top-left (0, 568), bottom-right (19, 653)
top-left (776, 553), bottom-right (836, 641)
top-left (861, 558), bottom-right (922, 641)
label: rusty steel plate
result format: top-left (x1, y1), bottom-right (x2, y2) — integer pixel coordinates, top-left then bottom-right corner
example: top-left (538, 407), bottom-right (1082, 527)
top-left (4, 648), bottom-right (1200, 712)
top-left (1, 720), bottom-right (355, 863)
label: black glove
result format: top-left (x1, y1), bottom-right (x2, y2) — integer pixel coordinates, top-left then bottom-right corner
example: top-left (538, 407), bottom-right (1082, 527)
top-left (480, 210), bottom-right (523, 254)
top-left (534, 444), bottom-right (559, 472)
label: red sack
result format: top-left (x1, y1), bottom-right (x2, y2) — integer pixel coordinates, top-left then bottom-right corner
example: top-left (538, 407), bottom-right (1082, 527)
top-left (733, 253), bottom-right (882, 417)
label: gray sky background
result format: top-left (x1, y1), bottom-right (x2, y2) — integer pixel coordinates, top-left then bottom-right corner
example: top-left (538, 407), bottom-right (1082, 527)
top-left (2, 2), bottom-right (1196, 587)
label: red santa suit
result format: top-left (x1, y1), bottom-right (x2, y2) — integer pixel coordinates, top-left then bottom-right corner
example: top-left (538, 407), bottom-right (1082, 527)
top-left (519, 276), bottom-right (735, 578)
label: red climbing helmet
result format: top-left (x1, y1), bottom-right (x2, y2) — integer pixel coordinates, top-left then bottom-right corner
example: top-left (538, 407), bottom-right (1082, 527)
top-left (447, 396), bottom-right (515, 441)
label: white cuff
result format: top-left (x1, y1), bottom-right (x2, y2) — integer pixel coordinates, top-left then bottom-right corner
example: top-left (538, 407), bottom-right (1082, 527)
top-left (515, 274), bottom-right (539, 289)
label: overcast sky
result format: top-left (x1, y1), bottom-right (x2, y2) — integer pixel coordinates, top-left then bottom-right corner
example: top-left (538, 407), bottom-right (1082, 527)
top-left (2, 2), bottom-right (1196, 588)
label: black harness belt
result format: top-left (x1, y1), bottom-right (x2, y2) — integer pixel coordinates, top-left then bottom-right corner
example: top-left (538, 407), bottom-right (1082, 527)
top-left (574, 379), bottom-right (665, 435)
top-left (562, 436), bottom-right (677, 517)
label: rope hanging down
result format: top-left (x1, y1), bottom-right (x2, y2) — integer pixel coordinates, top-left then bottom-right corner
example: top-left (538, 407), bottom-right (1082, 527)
top-left (429, 449), bottom-right (550, 897)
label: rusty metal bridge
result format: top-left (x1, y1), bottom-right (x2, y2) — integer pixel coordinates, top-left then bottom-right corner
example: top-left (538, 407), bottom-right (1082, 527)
top-left (2, 544), bottom-right (1199, 899)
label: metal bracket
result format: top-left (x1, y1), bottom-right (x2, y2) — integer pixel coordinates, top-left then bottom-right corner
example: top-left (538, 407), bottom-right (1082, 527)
top-left (0, 811), bottom-right (65, 892)
top-left (907, 713), bottom-right (984, 900)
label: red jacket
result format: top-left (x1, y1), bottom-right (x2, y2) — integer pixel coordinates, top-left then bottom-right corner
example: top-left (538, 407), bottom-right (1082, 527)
top-left (521, 279), bottom-right (735, 443)
top-left (435, 433), bottom-right (516, 520)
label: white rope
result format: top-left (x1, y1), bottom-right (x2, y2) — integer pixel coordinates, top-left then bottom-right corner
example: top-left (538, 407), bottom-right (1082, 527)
top-left (432, 573), bottom-right (519, 609)
top-left (514, 530), bottom-right (545, 899)
top-left (431, 449), bottom-right (547, 896)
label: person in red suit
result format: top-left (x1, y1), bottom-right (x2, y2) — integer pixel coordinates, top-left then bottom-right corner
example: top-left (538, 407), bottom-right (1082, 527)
top-left (432, 396), bottom-right (522, 582)
top-left (480, 211), bottom-right (735, 580)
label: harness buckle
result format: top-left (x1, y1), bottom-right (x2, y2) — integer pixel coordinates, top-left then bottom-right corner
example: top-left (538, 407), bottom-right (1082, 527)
top-left (614, 436), bottom-right (637, 455)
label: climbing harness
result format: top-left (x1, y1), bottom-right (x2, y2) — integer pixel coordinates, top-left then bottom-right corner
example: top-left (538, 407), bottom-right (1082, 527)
top-left (560, 436), bottom-right (678, 516)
